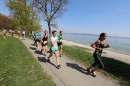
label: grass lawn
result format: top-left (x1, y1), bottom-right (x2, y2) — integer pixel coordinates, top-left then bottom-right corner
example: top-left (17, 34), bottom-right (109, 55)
top-left (63, 45), bottom-right (130, 86)
top-left (0, 36), bottom-right (56, 86)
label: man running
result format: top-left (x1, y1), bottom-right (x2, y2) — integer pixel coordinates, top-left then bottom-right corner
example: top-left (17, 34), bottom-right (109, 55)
top-left (57, 31), bottom-right (63, 57)
top-left (34, 30), bottom-right (41, 51)
top-left (47, 30), bottom-right (61, 69)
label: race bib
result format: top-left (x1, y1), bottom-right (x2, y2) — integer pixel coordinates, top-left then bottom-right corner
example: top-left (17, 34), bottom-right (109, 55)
top-left (44, 41), bottom-right (47, 44)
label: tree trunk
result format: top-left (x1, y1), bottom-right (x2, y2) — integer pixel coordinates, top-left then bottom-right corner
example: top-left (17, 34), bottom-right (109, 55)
top-left (48, 22), bottom-right (51, 39)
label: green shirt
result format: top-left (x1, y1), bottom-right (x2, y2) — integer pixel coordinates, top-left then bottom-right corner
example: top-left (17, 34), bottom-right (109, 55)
top-left (57, 34), bottom-right (62, 43)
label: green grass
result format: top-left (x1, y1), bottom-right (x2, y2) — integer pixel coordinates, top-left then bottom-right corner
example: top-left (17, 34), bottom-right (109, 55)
top-left (63, 45), bottom-right (130, 86)
top-left (0, 36), bottom-right (56, 86)
top-left (26, 35), bottom-right (34, 40)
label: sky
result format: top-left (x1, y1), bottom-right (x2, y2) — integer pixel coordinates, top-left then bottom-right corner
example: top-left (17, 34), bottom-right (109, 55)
top-left (0, 0), bottom-right (130, 37)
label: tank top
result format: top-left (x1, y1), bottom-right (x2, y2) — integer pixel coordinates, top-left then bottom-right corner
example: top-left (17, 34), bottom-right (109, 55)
top-left (42, 35), bottom-right (48, 41)
top-left (94, 43), bottom-right (104, 55)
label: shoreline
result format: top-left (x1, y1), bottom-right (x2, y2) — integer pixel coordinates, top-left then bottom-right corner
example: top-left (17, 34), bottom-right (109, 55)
top-left (63, 40), bottom-right (130, 64)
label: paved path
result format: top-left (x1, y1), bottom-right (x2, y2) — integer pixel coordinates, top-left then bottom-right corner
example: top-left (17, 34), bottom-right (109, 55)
top-left (19, 37), bottom-right (120, 86)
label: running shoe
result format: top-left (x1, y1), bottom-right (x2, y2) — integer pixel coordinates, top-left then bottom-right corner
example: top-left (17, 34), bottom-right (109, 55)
top-left (57, 64), bottom-right (61, 69)
top-left (47, 58), bottom-right (50, 63)
top-left (86, 68), bottom-right (91, 75)
top-left (59, 54), bottom-right (62, 57)
top-left (91, 70), bottom-right (96, 77)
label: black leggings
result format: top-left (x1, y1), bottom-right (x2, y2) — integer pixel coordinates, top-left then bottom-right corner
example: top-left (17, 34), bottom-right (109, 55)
top-left (92, 53), bottom-right (104, 69)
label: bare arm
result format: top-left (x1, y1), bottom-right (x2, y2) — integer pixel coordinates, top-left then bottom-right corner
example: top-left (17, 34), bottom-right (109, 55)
top-left (40, 34), bottom-right (45, 43)
top-left (51, 38), bottom-right (58, 46)
top-left (91, 40), bottom-right (102, 51)
top-left (104, 44), bottom-right (110, 48)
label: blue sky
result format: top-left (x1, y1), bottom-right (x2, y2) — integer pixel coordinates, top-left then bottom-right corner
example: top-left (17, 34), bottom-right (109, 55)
top-left (1, 0), bottom-right (130, 37)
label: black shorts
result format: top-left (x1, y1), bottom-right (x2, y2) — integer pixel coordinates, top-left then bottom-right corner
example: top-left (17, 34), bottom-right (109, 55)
top-left (57, 42), bottom-right (62, 46)
top-left (36, 40), bottom-right (40, 43)
top-left (42, 43), bottom-right (48, 46)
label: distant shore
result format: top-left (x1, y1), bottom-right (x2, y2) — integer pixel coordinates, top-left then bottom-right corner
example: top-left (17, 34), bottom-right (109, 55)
top-left (63, 40), bottom-right (130, 64)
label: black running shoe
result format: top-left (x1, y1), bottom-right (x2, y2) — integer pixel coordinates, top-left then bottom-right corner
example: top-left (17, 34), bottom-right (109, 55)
top-left (41, 49), bottom-right (42, 54)
top-left (86, 68), bottom-right (91, 75)
top-left (91, 70), bottom-right (96, 77)
top-left (59, 54), bottom-right (62, 57)
top-left (57, 64), bottom-right (61, 69)
top-left (47, 58), bottom-right (50, 63)
top-left (85, 68), bottom-right (91, 72)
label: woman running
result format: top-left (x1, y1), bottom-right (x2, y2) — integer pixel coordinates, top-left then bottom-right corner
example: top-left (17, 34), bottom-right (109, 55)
top-left (41, 30), bottom-right (48, 56)
top-left (47, 30), bottom-right (61, 69)
top-left (57, 31), bottom-right (63, 57)
top-left (86, 33), bottom-right (110, 77)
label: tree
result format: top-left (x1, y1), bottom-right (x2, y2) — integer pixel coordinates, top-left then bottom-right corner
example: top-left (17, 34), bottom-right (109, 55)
top-left (0, 13), bottom-right (12, 29)
top-left (5, 0), bottom-right (41, 32)
top-left (32, 0), bottom-right (69, 37)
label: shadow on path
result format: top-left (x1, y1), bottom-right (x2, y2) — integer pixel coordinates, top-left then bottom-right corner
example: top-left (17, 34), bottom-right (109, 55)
top-left (29, 47), bottom-right (36, 50)
top-left (30, 44), bottom-right (35, 46)
top-left (66, 62), bottom-right (88, 75)
top-left (37, 57), bottom-right (58, 69)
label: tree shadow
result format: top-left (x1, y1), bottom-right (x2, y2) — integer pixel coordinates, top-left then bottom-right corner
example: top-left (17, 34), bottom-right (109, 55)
top-left (29, 47), bottom-right (36, 50)
top-left (101, 57), bottom-right (130, 85)
top-left (66, 62), bottom-right (87, 75)
top-left (37, 57), bottom-right (58, 69)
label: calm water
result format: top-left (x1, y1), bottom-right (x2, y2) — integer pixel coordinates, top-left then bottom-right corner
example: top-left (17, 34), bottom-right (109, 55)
top-left (63, 33), bottom-right (130, 55)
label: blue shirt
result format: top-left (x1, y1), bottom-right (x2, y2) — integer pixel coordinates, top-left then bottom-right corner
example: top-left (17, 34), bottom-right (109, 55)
top-left (34, 32), bottom-right (41, 40)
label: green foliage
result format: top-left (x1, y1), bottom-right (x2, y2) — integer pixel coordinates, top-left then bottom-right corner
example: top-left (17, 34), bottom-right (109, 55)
top-left (5, 0), bottom-right (41, 31)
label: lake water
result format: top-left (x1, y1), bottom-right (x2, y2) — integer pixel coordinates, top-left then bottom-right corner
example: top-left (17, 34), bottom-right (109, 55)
top-left (63, 33), bottom-right (130, 55)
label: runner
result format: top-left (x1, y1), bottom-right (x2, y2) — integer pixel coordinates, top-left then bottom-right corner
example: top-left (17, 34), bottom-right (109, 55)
top-left (34, 30), bottom-right (41, 51)
top-left (47, 30), bottom-right (61, 69)
top-left (86, 33), bottom-right (110, 77)
top-left (41, 30), bottom-right (48, 56)
top-left (12, 29), bottom-right (15, 37)
top-left (22, 30), bottom-right (26, 39)
top-left (57, 31), bottom-right (63, 57)
top-left (17, 30), bottom-right (21, 38)
top-left (34, 30), bottom-right (38, 45)
top-left (3, 28), bottom-right (7, 38)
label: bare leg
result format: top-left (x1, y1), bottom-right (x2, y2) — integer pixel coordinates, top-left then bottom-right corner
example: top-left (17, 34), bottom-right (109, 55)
top-left (55, 51), bottom-right (60, 65)
top-left (92, 66), bottom-right (100, 72)
top-left (48, 52), bottom-right (53, 59)
top-left (59, 45), bottom-right (62, 54)
top-left (44, 46), bottom-right (48, 55)
top-left (88, 65), bottom-right (94, 70)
